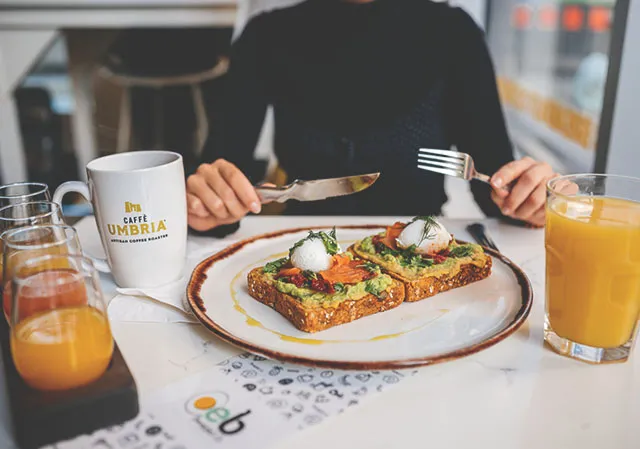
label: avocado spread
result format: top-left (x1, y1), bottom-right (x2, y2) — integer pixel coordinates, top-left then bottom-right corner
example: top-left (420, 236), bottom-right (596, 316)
top-left (271, 273), bottom-right (393, 307)
top-left (357, 235), bottom-right (487, 281)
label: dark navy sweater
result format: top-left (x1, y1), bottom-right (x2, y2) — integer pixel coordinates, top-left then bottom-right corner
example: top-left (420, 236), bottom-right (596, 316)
top-left (200, 0), bottom-right (513, 224)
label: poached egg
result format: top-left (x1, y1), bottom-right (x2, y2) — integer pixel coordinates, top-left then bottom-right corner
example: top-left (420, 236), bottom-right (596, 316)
top-left (396, 218), bottom-right (451, 255)
top-left (290, 237), bottom-right (333, 272)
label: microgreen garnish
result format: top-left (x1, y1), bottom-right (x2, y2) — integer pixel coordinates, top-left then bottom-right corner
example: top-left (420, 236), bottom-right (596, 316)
top-left (449, 246), bottom-right (474, 258)
top-left (365, 282), bottom-right (385, 299)
top-left (334, 283), bottom-right (346, 293)
top-left (357, 261), bottom-right (380, 273)
top-left (302, 270), bottom-right (318, 280)
top-left (289, 228), bottom-right (339, 257)
top-left (263, 257), bottom-right (289, 273)
top-left (375, 242), bottom-right (434, 269)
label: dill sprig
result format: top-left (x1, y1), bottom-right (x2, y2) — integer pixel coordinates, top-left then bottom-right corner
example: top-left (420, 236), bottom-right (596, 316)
top-left (410, 215), bottom-right (440, 246)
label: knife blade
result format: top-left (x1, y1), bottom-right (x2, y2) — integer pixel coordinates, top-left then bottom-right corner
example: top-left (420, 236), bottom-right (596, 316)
top-left (256, 172), bottom-right (380, 203)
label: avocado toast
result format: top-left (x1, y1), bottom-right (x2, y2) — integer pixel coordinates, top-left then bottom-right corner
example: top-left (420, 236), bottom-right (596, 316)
top-left (247, 229), bottom-right (405, 333)
top-left (349, 217), bottom-right (492, 302)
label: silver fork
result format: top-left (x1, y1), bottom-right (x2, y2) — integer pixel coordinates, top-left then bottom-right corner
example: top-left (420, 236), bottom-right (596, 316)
top-left (418, 148), bottom-right (497, 187)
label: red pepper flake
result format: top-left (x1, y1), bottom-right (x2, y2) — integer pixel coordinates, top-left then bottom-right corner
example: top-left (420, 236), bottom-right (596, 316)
top-left (309, 278), bottom-right (324, 292)
top-left (288, 274), bottom-right (307, 288)
top-left (433, 253), bottom-right (447, 264)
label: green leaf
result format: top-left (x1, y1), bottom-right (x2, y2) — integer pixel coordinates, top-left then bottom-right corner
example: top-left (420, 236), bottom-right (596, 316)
top-left (263, 257), bottom-right (289, 273)
top-left (334, 283), bottom-right (345, 293)
top-left (289, 228), bottom-right (339, 257)
top-left (302, 270), bottom-right (317, 280)
top-left (449, 245), bottom-right (474, 258)
top-left (288, 237), bottom-right (306, 258)
top-left (357, 261), bottom-right (380, 273)
top-left (365, 282), bottom-right (384, 298)
top-left (318, 228), bottom-right (339, 255)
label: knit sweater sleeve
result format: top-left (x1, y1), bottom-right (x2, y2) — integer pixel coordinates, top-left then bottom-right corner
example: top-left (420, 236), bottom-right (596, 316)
top-left (192, 14), bottom-right (270, 238)
top-left (199, 13), bottom-right (269, 183)
top-left (446, 7), bottom-right (514, 218)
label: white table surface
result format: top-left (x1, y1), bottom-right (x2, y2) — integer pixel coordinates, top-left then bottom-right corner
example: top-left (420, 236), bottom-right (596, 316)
top-left (4, 215), bottom-right (638, 449)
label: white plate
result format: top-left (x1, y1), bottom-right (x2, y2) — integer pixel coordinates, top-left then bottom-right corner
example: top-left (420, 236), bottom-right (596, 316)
top-left (187, 226), bottom-right (532, 369)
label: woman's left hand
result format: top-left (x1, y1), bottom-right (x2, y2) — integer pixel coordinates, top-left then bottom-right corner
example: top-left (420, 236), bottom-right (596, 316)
top-left (490, 157), bottom-right (558, 227)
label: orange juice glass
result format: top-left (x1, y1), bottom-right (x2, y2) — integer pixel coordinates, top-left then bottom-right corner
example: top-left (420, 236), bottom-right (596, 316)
top-left (0, 201), bottom-right (64, 313)
top-left (545, 174), bottom-right (640, 364)
top-left (2, 225), bottom-right (82, 322)
top-left (10, 254), bottom-right (114, 391)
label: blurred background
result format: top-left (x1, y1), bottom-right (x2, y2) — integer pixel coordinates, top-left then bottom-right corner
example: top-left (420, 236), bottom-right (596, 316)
top-left (0, 0), bottom-right (636, 217)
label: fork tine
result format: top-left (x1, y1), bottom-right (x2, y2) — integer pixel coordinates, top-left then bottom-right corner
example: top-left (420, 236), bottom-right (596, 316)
top-left (417, 153), bottom-right (464, 164)
top-left (417, 164), bottom-right (463, 178)
top-left (418, 148), bottom-right (466, 159)
top-left (418, 158), bottom-right (464, 171)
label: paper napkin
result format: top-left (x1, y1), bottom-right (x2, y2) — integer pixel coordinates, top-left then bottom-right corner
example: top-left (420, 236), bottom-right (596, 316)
top-left (108, 237), bottom-right (237, 323)
top-left (74, 216), bottom-right (237, 324)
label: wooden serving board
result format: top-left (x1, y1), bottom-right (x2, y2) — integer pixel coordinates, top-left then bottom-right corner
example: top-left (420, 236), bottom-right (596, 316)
top-left (0, 317), bottom-right (139, 448)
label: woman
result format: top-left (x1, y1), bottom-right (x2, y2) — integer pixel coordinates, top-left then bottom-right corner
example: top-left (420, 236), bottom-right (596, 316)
top-left (187, 0), bottom-right (555, 232)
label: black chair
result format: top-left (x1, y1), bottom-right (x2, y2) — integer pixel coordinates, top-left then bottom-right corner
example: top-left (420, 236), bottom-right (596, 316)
top-left (97, 28), bottom-right (233, 170)
top-left (15, 87), bottom-right (78, 190)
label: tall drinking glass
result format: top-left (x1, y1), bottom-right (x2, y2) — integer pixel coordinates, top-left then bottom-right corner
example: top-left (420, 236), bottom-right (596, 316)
top-left (10, 254), bottom-right (113, 391)
top-left (2, 225), bottom-right (82, 321)
top-left (0, 201), bottom-right (64, 238)
top-left (0, 182), bottom-right (50, 208)
top-left (545, 174), bottom-right (640, 363)
top-left (0, 202), bottom-right (64, 302)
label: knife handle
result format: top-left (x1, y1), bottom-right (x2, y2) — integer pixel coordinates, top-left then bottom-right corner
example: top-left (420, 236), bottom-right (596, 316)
top-left (466, 223), bottom-right (500, 252)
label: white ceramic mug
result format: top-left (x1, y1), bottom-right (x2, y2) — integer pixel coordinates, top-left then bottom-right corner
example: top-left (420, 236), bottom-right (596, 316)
top-left (53, 151), bottom-right (187, 288)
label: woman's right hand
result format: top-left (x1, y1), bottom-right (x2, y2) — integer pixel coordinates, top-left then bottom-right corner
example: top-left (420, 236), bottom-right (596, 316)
top-left (186, 159), bottom-right (262, 231)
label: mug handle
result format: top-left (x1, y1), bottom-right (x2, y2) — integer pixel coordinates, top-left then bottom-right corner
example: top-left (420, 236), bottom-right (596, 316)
top-left (53, 181), bottom-right (111, 274)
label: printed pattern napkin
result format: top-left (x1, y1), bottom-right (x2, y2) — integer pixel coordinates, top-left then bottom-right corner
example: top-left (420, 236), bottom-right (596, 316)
top-left (48, 352), bottom-right (417, 449)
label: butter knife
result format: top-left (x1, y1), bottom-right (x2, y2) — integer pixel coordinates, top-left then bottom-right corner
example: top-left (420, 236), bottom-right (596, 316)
top-left (256, 173), bottom-right (380, 203)
top-left (466, 223), bottom-right (500, 252)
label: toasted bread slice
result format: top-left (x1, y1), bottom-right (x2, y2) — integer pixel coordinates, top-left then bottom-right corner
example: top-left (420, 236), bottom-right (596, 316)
top-left (348, 244), bottom-right (492, 302)
top-left (247, 268), bottom-right (405, 333)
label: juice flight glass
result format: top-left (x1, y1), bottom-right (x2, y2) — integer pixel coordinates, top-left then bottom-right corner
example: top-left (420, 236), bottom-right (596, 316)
top-left (545, 174), bottom-right (640, 363)
top-left (0, 182), bottom-right (50, 209)
top-left (2, 225), bottom-right (82, 321)
top-left (10, 254), bottom-right (114, 391)
top-left (0, 201), bottom-right (64, 298)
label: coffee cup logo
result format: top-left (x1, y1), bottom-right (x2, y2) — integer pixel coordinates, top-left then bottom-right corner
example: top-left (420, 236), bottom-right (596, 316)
top-left (107, 202), bottom-right (169, 244)
top-left (124, 201), bottom-right (141, 213)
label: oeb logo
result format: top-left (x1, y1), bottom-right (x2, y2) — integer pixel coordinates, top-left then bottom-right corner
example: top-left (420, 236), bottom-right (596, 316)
top-left (185, 391), bottom-right (252, 440)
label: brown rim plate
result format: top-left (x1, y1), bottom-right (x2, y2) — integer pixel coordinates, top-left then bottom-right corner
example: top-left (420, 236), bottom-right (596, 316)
top-left (186, 225), bottom-right (533, 370)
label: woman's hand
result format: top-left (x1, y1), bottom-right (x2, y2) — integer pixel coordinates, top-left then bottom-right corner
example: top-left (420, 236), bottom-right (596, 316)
top-left (490, 157), bottom-right (558, 227)
top-left (186, 159), bottom-right (262, 231)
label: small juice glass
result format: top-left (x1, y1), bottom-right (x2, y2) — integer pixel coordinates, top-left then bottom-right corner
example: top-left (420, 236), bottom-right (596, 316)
top-left (0, 182), bottom-right (50, 209)
top-left (10, 254), bottom-right (114, 391)
top-left (2, 225), bottom-right (82, 321)
top-left (545, 174), bottom-right (640, 363)
top-left (0, 202), bottom-right (65, 317)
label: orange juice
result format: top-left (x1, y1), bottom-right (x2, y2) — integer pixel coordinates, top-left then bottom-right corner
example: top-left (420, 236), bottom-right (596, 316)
top-left (11, 306), bottom-right (113, 391)
top-left (546, 196), bottom-right (640, 348)
top-left (4, 269), bottom-right (87, 322)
